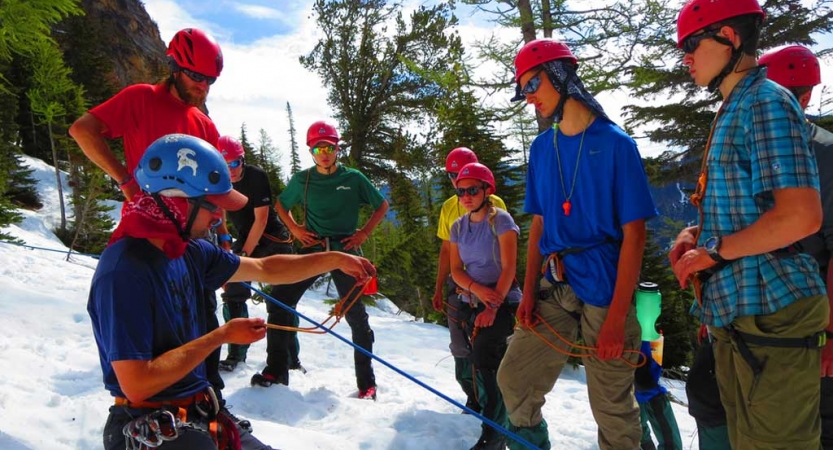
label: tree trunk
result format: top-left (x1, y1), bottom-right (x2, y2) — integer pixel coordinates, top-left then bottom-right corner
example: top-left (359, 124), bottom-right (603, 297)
top-left (517, 0), bottom-right (536, 44)
top-left (542, 0), bottom-right (552, 37)
top-left (49, 121), bottom-right (67, 233)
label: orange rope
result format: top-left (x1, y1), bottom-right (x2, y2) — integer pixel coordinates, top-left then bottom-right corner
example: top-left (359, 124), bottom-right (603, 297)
top-left (688, 105), bottom-right (726, 306)
top-left (264, 283), bottom-right (364, 334)
top-left (521, 312), bottom-right (647, 369)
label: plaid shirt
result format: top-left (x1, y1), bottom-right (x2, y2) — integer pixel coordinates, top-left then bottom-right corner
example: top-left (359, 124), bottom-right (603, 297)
top-left (693, 67), bottom-right (826, 327)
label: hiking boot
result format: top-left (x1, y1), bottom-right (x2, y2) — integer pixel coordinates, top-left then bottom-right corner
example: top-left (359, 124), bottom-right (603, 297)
top-left (218, 357), bottom-right (242, 372)
top-left (358, 386), bottom-right (377, 401)
top-left (250, 370), bottom-right (288, 387)
top-left (469, 434), bottom-right (507, 450)
top-left (219, 402), bottom-right (253, 433)
top-left (289, 360), bottom-right (307, 374)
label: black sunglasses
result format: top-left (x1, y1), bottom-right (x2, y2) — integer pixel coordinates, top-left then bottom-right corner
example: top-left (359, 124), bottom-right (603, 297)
top-left (455, 186), bottom-right (483, 197)
top-left (188, 197), bottom-right (219, 213)
top-left (447, 172), bottom-right (458, 182)
top-left (227, 157), bottom-right (244, 169)
top-left (681, 29), bottom-right (720, 54)
top-left (180, 67), bottom-right (217, 85)
top-left (519, 70), bottom-right (544, 96)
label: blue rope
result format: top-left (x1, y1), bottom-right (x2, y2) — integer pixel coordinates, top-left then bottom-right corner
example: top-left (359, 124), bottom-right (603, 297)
top-left (243, 282), bottom-right (542, 450)
top-left (0, 239), bottom-right (101, 259)
top-left (0, 238), bottom-right (543, 448)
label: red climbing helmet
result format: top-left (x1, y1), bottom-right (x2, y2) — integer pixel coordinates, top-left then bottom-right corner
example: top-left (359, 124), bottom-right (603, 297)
top-left (514, 39), bottom-right (578, 82)
top-left (167, 28), bottom-right (224, 78)
top-left (218, 135), bottom-right (245, 161)
top-left (760, 45), bottom-right (821, 88)
top-left (676, 0), bottom-right (765, 47)
top-left (445, 147), bottom-right (478, 173)
top-left (456, 163), bottom-right (496, 195)
top-left (306, 120), bottom-right (340, 148)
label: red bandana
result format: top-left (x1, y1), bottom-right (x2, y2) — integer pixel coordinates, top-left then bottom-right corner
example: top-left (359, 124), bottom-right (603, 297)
top-left (109, 193), bottom-right (190, 259)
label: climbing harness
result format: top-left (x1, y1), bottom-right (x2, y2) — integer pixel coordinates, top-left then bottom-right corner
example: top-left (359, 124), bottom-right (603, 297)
top-left (119, 387), bottom-right (241, 450)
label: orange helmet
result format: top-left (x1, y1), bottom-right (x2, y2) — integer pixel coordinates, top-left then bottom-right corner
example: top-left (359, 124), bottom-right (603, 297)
top-left (167, 28), bottom-right (224, 77)
top-left (760, 45), bottom-right (821, 88)
top-left (306, 120), bottom-right (340, 148)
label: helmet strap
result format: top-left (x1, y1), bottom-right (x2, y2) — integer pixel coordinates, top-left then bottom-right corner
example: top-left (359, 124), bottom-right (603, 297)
top-left (151, 193), bottom-right (190, 241)
top-left (470, 186), bottom-right (491, 214)
top-left (545, 69), bottom-right (573, 122)
top-left (707, 36), bottom-right (744, 93)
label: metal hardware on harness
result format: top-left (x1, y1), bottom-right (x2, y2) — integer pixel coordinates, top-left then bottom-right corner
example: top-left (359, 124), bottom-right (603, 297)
top-left (123, 409), bottom-right (181, 449)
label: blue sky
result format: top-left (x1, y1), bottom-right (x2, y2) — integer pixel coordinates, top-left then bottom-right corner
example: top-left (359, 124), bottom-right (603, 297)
top-left (144, 0), bottom-right (833, 174)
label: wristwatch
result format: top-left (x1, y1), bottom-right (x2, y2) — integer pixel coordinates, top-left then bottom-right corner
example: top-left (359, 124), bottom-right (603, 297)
top-left (703, 236), bottom-right (726, 263)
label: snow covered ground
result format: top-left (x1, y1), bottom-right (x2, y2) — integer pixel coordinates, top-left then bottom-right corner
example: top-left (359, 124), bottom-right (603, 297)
top-left (0, 156), bottom-right (699, 449)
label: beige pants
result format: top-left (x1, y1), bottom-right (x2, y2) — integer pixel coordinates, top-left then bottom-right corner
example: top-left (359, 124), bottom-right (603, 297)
top-left (497, 280), bottom-right (643, 450)
top-left (711, 294), bottom-right (829, 450)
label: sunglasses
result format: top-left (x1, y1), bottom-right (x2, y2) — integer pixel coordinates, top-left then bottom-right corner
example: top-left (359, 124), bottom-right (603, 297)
top-left (519, 70), bottom-right (544, 96)
top-left (227, 157), bottom-right (244, 169)
top-left (681, 29), bottom-right (720, 54)
top-left (311, 145), bottom-right (336, 155)
top-left (447, 172), bottom-right (458, 182)
top-left (188, 197), bottom-right (220, 213)
top-left (180, 67), bottom-right (217, 85)
top-left (455, 186), bottom-right (484, 197)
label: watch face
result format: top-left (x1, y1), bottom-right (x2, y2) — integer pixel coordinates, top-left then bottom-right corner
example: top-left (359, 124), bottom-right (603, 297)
top-left (705, 236), bottom-right (718, 252)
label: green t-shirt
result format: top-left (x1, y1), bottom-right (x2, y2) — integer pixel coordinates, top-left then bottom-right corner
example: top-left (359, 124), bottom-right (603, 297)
top-left (279, 165), bottom-right (385, 237)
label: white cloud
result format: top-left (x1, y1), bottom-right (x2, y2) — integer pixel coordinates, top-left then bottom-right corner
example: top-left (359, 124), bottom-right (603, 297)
top-left (233, 3), bottom-right (286, 20)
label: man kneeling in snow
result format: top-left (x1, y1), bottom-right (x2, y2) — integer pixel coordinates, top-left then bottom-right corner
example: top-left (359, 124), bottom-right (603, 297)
top-left (87, 134), bottom-right (375, 450)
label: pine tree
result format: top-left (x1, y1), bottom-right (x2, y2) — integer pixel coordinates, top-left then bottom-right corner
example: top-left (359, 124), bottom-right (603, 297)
top-left (625, 0), bottom-right (833, 183)
top-left (26, 38), bottom-right (85, 235)
top-left (286, 102), bottom-right (301, 176)
top-left (255, 128), bottom-right (286, 197)
top-left (301, 0), bottom-right (465, 180)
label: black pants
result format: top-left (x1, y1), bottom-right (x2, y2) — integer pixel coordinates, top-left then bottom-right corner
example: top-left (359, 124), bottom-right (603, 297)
top-left (221, 240), bottom-right (294, 363)
top-left (464, 301), bottom-right (515, 439)
top-left (103, 404), bottom-right (274, 450)
top-left (823, 376), bottom-right (833, 450)
top-left (266, 248), bottom-right (375, 390)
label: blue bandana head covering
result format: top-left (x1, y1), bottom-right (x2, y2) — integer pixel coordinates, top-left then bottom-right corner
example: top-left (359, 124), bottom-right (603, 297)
top-left (512, 59), bottom-right (608, 123)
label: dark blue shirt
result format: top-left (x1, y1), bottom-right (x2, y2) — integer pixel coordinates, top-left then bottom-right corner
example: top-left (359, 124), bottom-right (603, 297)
top-left (88, 238), bottom-right (239, 400)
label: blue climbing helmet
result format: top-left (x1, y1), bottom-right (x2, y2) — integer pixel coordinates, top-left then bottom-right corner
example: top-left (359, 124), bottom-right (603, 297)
top-left (135, 134), bottom-right (247, 211)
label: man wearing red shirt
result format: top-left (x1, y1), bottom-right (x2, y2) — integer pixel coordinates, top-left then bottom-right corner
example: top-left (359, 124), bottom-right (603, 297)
top-left (69, 27), bottom-right (223, 202)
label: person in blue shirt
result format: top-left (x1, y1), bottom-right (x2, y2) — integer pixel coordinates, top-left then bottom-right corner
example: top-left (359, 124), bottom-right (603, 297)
top-left (669, 1), bottom-right (828, 449)
top-left (496, 39), bottom-right (657, 450)
top-left (634, 341), bottom-right (682, 450)
top-left (88, 134), bottom-right (375, 450)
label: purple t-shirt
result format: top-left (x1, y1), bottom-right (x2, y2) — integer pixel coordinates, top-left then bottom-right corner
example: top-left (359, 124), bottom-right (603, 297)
top-left (450, 208), bottom-right (522, 303)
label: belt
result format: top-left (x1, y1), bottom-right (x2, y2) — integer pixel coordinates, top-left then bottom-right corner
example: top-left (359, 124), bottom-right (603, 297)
top-left (114, 387), bottom-right (219, 416)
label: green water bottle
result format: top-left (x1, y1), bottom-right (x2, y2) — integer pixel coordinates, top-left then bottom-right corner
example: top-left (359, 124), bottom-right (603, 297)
top-left (635, 281), bottom-right (662, 341)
